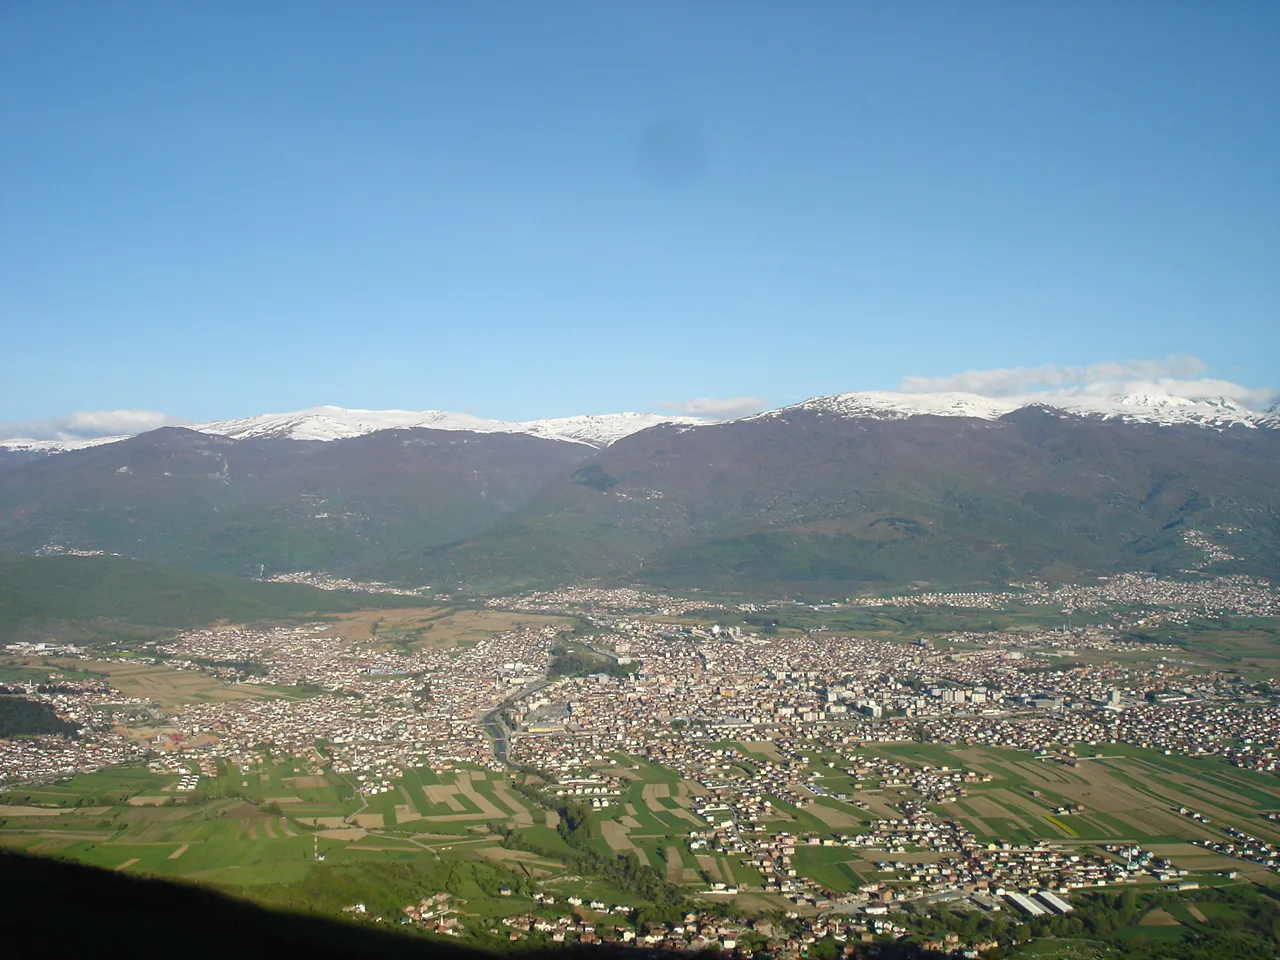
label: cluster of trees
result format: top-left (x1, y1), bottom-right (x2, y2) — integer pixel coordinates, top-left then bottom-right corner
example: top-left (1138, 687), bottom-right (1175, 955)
top-left (491, 784), bottom-right (692, 925)
top-left (0, 696), bottom-right (78, 738)
top-left (547, 644), bottom-right (638, 680)
top-left (555, 799), bottom-right (595, 848)
top-left (997, 887), bottom-right (1280, 960)
top-left (252, 858), bottom-right (535, 925)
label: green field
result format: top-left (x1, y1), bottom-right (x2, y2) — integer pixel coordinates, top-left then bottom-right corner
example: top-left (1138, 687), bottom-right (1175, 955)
top-left (7, 723), bottom-right (1280, 956)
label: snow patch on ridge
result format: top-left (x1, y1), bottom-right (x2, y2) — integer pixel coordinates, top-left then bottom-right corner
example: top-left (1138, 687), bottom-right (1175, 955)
top-left (753, 391), bottom-right (1017, 422)
top-left (190, 406), bottom-right (701, 448)
top-left (521, 413), bottom-right (703, 447)
top-left (0, 435), bottom-right (130, 454)
top-left (3, 391), bottom-right (1275, 456)
top-left (754, 390), bottom-right (1273, 429)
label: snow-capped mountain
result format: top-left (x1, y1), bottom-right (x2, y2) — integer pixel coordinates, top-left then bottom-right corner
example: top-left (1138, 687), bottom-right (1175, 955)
top-left (194, 407), bottom-right (514, 442)
top-left (754, 391), bottom-right (1016, 422)
top-left (3, 390), bottom-right (1276, 456)
top-left (1257, 401), bottom-right (1280, 430)
top-left (0, 435), bottom-right (129, 454)
top-left (519, 413), bottom-right (704, 447)
top-left (754, 390), bottom-right (1275, 430)
top-left (190, 406), bottom-right (701, 448)
top-left (3, 388), bottom-right (1277, 594)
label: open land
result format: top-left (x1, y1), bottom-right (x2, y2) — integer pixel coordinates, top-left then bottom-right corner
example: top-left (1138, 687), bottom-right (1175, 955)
top-left (6, 576), bottom-right (1280, 956)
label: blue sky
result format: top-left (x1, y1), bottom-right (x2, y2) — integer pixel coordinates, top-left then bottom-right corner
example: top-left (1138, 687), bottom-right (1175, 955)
top-left (2, 2), bottom-right (1277, 435)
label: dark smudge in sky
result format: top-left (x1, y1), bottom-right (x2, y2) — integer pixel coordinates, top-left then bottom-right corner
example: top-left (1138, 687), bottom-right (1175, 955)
top-left (634, 118), bottom-right (707, 189)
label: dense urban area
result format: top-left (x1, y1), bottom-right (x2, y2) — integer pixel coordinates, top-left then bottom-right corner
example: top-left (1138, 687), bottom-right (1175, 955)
top-left (4, 568), bottom-right (1280, 959)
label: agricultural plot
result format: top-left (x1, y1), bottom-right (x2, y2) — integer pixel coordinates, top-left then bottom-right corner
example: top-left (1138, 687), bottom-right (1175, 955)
top-left (0, 761), bottom-right (576, 896)
top-left (44, 658), bottom-right (278, 709)
top-left (328, 606), bottom-right (571, 650)
top-left (866, 743), bottom-right (1280, 850)
top-left (9, 720), bottom-right (1280, 931)
top-left (793, 845), bottom-right (866, 894)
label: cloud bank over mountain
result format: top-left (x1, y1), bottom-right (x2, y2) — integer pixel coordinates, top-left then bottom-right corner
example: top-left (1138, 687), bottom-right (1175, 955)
top-left (0, 409), bottom-right (189, 442)
top-left (899, 356), bottom-right (1276, 409)
top-left (661, 396), bottom-right (769, 418)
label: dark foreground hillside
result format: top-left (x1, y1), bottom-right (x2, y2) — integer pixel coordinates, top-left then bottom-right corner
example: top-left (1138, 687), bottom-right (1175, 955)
top-left (5, 850), bottom-right (1280, 960)
top-left (0, 852), bottom-right (925, 960)
top-left (0, 849), bottom-right (496, 959)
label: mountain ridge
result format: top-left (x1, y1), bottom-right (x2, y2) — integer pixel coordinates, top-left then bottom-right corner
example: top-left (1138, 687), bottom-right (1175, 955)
top-left (402, 405), bottom-right (1280, 595)
top-left (3, 390), bottom-right (1276, 456)
top-left (1, 393), bottom-right (1276, 597)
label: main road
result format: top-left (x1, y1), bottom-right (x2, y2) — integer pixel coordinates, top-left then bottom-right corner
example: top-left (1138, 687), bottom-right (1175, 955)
top-left (480, 677), bottom-right (555, 764)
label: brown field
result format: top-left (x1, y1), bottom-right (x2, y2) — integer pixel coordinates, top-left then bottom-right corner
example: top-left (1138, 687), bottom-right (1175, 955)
top-left (800, 800), bottom-right (862, 828)
top-left (318, 827), bottom-right (366, 841)
top-left (939, 746), bottom-right (1280, 846)
top-left (1185, 903), bottom-right (1208, 922)
top-left (601, 820), bottom-right (647, 864)
top-left (733, 893), bottom-right (797, 914)
top-left (1012, 760), bottom-right (1080, 785)
top-left (1145, 843), bottom-right (1245, 871)
top-left (695, 855), bottom-right (731, 883)
top-left (348, 843), bottom-right (419, 852)
top-left (1140, 909), bottom-right (1181, 927)
top-left (987, 789), bottom-right (1060, 830)
top-left (962, 815), bottom-right (999, 836)
top-left (545, 810), bottom-right (560, 828)
top-left (26, 839), bottom-right (75, 854)
top-left (424, 785), bottom-right (466, 811)
top-left (492, 783), bottom-right (534, 826)
top-left (49, 658), bottom-right (277, 709)
top-left (1163, 771), bottom-right (1260, 809)
top-left (0, 806), bottom-right (65, 817)
top-left (961, 795), bottom-right (1020, 820)
top-left (473, 847), bottom-right (558, 875)
top-left (852, 792), bottom-right (901, 819)
top-left (737, 741), bottom-right (782, 761)
top-left (453, 775), bottom-right (505, 820)
top-left (664, 847), bottom-right (686, 883)
top-left (328, 606), bottom-right (570, 649)
top-left (168, 843), bottom-right (189, 859)
top-left (281, 776), bottom-right (327, 789)
top-left (306, 817), bottom-right (349, 828)
top-left (115, 858), bottom-right (140, 871)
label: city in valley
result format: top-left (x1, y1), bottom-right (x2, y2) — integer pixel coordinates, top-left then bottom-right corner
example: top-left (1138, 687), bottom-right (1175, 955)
top-left (4, 573), bottom-right (1280, 957)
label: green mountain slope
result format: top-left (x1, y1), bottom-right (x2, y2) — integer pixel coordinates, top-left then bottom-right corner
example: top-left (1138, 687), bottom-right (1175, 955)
top-left (408, 409), bottom-right (1280, 595)
top-left (0, 553), bottom-right (403, 642)
top-left (0, 427), bottom-right (588, 578)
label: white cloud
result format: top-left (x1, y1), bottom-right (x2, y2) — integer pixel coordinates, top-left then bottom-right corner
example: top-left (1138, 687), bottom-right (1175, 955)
top-left (661, 396), bottom-right (769, 419)
top-left (899, 356), bottom-right (1276, 410)
top-left (0, 409), bottom-right (189, 441)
